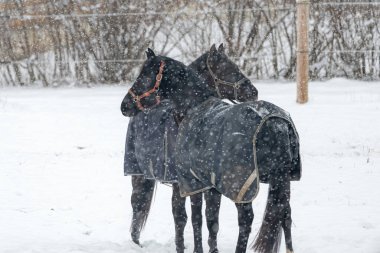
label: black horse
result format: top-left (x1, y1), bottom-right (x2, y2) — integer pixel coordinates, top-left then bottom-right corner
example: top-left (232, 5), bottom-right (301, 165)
top-left (122, 51), bottom-right (301, 253)
top-left (121, 44), bottom-right (258, 253)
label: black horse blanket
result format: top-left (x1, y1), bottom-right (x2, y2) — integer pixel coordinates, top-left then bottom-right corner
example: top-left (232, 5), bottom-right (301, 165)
top-left (124, 100), bottom-right (178, 183)
top-left (176, 97), bottom-right (301, 203)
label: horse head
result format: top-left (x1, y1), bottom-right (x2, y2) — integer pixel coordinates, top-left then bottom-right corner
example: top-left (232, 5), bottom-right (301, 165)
top-left (121, 49), bottom-right (211, 117)
top-left (190, 43), bottom-right (258, 102)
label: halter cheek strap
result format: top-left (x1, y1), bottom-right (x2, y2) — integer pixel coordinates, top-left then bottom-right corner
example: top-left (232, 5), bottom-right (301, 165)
top-left (128, 61), bottom-right (165, 111)
top-left (206, 54), bottom-right (248, 101)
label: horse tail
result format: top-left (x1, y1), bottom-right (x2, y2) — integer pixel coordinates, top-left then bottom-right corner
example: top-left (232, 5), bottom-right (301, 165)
top-left (252, 119), bottom-right (293, 253)
top-left (140, 180), bottom-right (157, 231)
top-left (252, 166), bottom-right (291, 253)
top-left (130, 176), bottom-right (157, 242)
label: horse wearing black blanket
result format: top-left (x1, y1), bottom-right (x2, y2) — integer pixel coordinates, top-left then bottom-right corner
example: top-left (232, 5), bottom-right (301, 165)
top-left (121, 44), bottom-right (258, 253)
top-left (123, 50), bottom-right (301, 253)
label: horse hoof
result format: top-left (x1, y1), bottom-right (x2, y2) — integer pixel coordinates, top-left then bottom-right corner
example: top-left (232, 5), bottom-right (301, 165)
top-left (176, 245), bottom-right (186, 253)
top-left (209, 249), bottom-right (218, 253)
top-left (132, 238), bottom-right (142, 247)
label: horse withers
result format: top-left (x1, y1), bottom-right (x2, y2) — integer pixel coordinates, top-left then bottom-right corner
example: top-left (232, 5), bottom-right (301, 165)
top-left (123, 52), bottom-right (301, 253)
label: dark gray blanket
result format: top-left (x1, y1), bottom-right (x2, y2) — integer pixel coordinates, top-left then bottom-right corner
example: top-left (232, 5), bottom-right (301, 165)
top-left (124, 100), bottom-right (178, 183)
top-left (176, 97), bottom-right (300, 203)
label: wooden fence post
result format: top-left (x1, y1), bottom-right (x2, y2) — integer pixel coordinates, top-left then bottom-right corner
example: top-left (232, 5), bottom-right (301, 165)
top-left (296, 0), bottom-right (310, 104)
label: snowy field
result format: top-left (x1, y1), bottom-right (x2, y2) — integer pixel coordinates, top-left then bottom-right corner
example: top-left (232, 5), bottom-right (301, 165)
top-left (1, 79), bottom-right (380, 253)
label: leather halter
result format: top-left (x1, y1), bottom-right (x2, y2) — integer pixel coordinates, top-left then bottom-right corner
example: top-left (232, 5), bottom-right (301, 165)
top-left (206, 54), bottom-right (249, 101)
top-left (128, 61), bottom-right (165, 111)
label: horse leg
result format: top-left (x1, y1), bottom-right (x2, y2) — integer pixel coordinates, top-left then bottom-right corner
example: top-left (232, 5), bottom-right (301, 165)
top-left (190, 193), bottom-right (203, 253)
top-left (130, 175), bottom-right (155, 245)
top-left (235, 203), bottom-right (254, 253)
top-left (204, 189), bottom-right (221, 253)
top-left (283, 208), bottom-right (294, 253)
top-left (172, 183), bottom-right (188, 253)
top-left (282, 181), bottom-right (293, 253)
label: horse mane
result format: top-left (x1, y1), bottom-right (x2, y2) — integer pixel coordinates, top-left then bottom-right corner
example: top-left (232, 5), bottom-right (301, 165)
top-left (188, 52), bottom-right (208, 75)
top-left (158, 55), bottom-right (214, 116)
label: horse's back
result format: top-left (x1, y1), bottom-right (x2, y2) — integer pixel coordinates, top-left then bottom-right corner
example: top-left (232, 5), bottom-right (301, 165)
top-left (176, 98), bottom-right (301, 202)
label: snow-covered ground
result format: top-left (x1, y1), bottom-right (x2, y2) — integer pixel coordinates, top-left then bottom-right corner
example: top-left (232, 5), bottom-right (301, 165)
top-left (1, 79), bottom-right (379, 253)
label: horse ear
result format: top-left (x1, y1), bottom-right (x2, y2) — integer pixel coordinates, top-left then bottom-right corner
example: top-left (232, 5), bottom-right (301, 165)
top-left (210, 44), bottom-right (217, 55)
top-left (146, 48), bottom-right (156, 59)
top-left (218, 43), bottom-right (225, 53)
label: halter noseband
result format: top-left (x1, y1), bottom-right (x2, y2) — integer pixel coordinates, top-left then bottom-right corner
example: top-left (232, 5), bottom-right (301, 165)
top-left (206, 54), bottom-right (248, 101)
top-left (128, 60), bottom-right (165, 112)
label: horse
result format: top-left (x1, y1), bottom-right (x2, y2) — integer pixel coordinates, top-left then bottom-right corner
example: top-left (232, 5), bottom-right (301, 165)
top-left (122, 51), bottom-right (301, 253)
top-left (121, 44), bottom-right (258, 253)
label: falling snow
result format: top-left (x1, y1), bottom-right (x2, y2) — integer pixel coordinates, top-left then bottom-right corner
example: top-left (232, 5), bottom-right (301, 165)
top-left (1, 79), bottom-right (380, 252)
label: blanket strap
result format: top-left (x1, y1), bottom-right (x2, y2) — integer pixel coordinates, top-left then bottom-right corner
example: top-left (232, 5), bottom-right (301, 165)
top-left (236, 169), bottom-right (258, 202)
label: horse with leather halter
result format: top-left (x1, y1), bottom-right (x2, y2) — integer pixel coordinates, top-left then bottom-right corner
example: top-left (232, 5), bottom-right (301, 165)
top-left (121, 44), bottom-right (258, 253)
top-left (122, 50), bottom-right (301, 253)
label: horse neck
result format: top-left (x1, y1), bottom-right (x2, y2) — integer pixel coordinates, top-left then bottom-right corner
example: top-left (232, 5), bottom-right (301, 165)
top-left (188, 53), bottom-right (218, 97)
top-left (188, 53), bottom-right (208, 75)
top-left (164, 60), bottom-right (213, 116)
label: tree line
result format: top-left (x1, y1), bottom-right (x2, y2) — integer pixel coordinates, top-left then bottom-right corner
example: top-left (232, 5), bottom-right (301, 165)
top-left (0, 0), bottom-right (379, 86)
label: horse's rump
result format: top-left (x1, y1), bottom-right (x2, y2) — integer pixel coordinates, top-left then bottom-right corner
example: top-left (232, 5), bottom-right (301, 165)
top-left (176, 97), bottom-right (301, 203)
